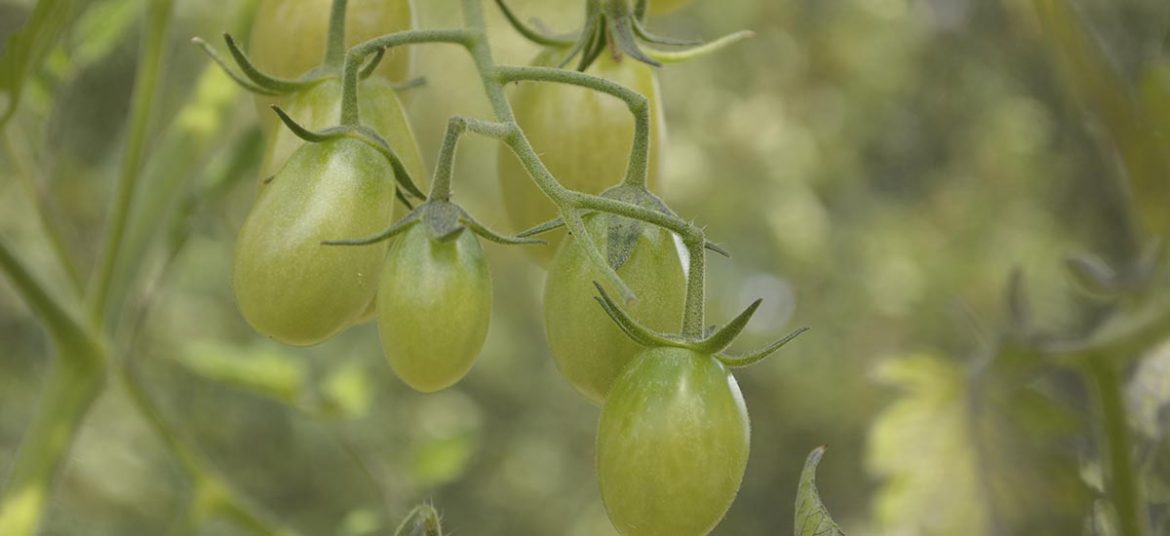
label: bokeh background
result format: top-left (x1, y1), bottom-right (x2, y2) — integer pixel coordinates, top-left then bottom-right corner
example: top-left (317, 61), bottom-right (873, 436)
top-left (2, 0), bottom-right (1169, 534)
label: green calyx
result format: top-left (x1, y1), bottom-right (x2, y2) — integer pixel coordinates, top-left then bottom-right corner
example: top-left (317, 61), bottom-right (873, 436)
top-left (325, 200), bottom-right (543, 248)
top-left (592, 281), bottom-right (809, 368)
top-left (493, 0), bottom-right (754, 70)
top-left (516, 185), bottom-right (729, 266)
top-left (192, 34), bottom-right (331, 96)
top-left (599, 185), bottom-right (673, 271)
top-left (269, 105), bottom-right (425, 203)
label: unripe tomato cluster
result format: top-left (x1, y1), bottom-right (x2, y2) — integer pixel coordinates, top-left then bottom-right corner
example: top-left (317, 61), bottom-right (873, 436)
top-left (210, 1), bottom-right (782, 534)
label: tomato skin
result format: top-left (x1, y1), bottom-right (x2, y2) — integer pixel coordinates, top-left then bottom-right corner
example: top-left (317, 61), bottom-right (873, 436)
top-left (647, 0), bottom-right (694, 16)
top-left (233, 137), bottom-right (395, 346)
top-left (259, 78), bottom-right (425, 189)
top-left (597, 347), bottom-right (750, 536)
top-left (544, 215), bottom-right (685, 404)
top-left (498, 51), bottom-right (666, 263)
top-left (377, 224), bottom-right (491, 392)
top-left (249, 0), bottom-right (414, 132)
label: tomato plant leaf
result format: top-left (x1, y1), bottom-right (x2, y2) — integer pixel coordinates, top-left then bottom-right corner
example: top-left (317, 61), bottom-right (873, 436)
top-left (795, 446), bottom-right (845, 536)
top-left (393, 504), bottom-right (444, 536)
top-left (0, 0), bottom-right (99, 127)
top-left (867, 354), bottom-right (1090, 535)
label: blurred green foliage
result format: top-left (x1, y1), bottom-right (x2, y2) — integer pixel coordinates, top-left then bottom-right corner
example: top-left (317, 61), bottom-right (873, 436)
top-left (2, 0), bottom-right (1170, 534)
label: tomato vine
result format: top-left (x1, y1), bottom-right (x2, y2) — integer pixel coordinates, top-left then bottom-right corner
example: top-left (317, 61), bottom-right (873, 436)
top-left (0, 0), bottom-right (805, 534)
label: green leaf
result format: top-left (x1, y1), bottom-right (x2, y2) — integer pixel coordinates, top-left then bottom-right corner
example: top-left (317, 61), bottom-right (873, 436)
top-left (867, 354), bottom-right (1090, 535)
top-left (171, 341), bottom-right (307, 405)
top-left (0, 0), bottom-right (98, 126)
top-left (393, 504), bottom-right (443, 536)
top-left (795, 446), bottom-right (845, 536)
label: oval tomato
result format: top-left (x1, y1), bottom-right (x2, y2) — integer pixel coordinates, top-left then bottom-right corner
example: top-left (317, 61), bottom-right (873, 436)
top-left (647, 0), bottom-right (694, 16)
top-left (258, 77), bottom-right (427, 198)
top-left (233, 137), bottom-right (395, 346)
top-left (544, 214), bottom-right (685, 404)
top-left (597, 347), bottom-right (749, 536)
top-left (498, 50), bottom-right (666, 263)
top-left (249, 0), bottom-right (414, 132)
top-left (377, 223), bottom-right (491, 392)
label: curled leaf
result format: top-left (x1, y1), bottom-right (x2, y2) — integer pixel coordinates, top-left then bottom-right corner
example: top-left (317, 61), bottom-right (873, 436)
top-left (222, 33), bottom-right (317, 93)
top-left (796, 446), bottom-right (846, 536)
top-left (394, 504), bottom-right (443, 536)
top-left (492, 0), bottom-right (575, 47)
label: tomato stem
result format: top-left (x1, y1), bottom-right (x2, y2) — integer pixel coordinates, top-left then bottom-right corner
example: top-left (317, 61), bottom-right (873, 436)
top-left (339, 29), bottom-right (478, 127)
top-left (1087, 354), bottom-right (1149, 536)
top-left (682, 235), bottom-right (707, 336)
top-left (494, 66), bottom-right (652, 189)
top-left (430, 116), bottom-right (512, 202)
top-left (323, 0), bottom-right (349, 70)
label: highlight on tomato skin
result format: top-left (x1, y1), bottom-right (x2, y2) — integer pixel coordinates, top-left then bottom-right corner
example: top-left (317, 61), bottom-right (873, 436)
top-left (497, 49), bottom-right (666, 264)
top-left (232, 137), bottom-right (395, 346)
top-left (376, 224), bottom-right (492, 393)
top-left (544, 214), bottom-right (686, 405)
top-left (597, 346), bottom-right (750, 536)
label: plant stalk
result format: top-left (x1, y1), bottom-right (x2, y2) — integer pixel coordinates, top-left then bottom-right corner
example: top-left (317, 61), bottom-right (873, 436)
top-left (0, 240), bottom-right (107, 535)
top-left (1088, 354), bottom-right (1148, 536)
top-left (88, 0), bottom-right (175, 327)
top-left (323, 0), bottom-right (349, 69)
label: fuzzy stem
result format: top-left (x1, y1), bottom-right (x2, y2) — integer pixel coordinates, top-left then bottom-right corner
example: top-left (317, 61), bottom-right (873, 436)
top-left (323, 0), bottom-right (349, 69)
top-left (1087, 354), bottom-right (1148, 536)
top-left (339, 29), bottom-right (477, 126)
top-left (494, 66), bottom-right (650, 188)
top-left (88, 0), bottom-right (174, 327)
top-left (681, 235), bottom-right (706, 337)
top-left (429, 119), bottom-right (466, 202)
top-left (430, 117), bottom-right (512, 202)
top-left (455, 0), bottom-right (701, 304)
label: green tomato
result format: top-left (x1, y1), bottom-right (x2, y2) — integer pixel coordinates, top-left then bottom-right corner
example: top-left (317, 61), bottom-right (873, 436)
top-left (377, 224), bottom-right (491, 392)
top-left (647, 0), bottom-right (694, 16)
top-left (249, 0), bottom-right (414, 133)
top-left (498, 50), bottom-right (666, 264)
top-left (544, 215), bottom-right (685, 404)
top-left (233, 137), bottom-right (395, 346)
top-left (598, 347), bottom-right (749, 536)
top-left (259, 77), bottom-right (427, 199)
top-left (257, 77), bottom-right (426, 326)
